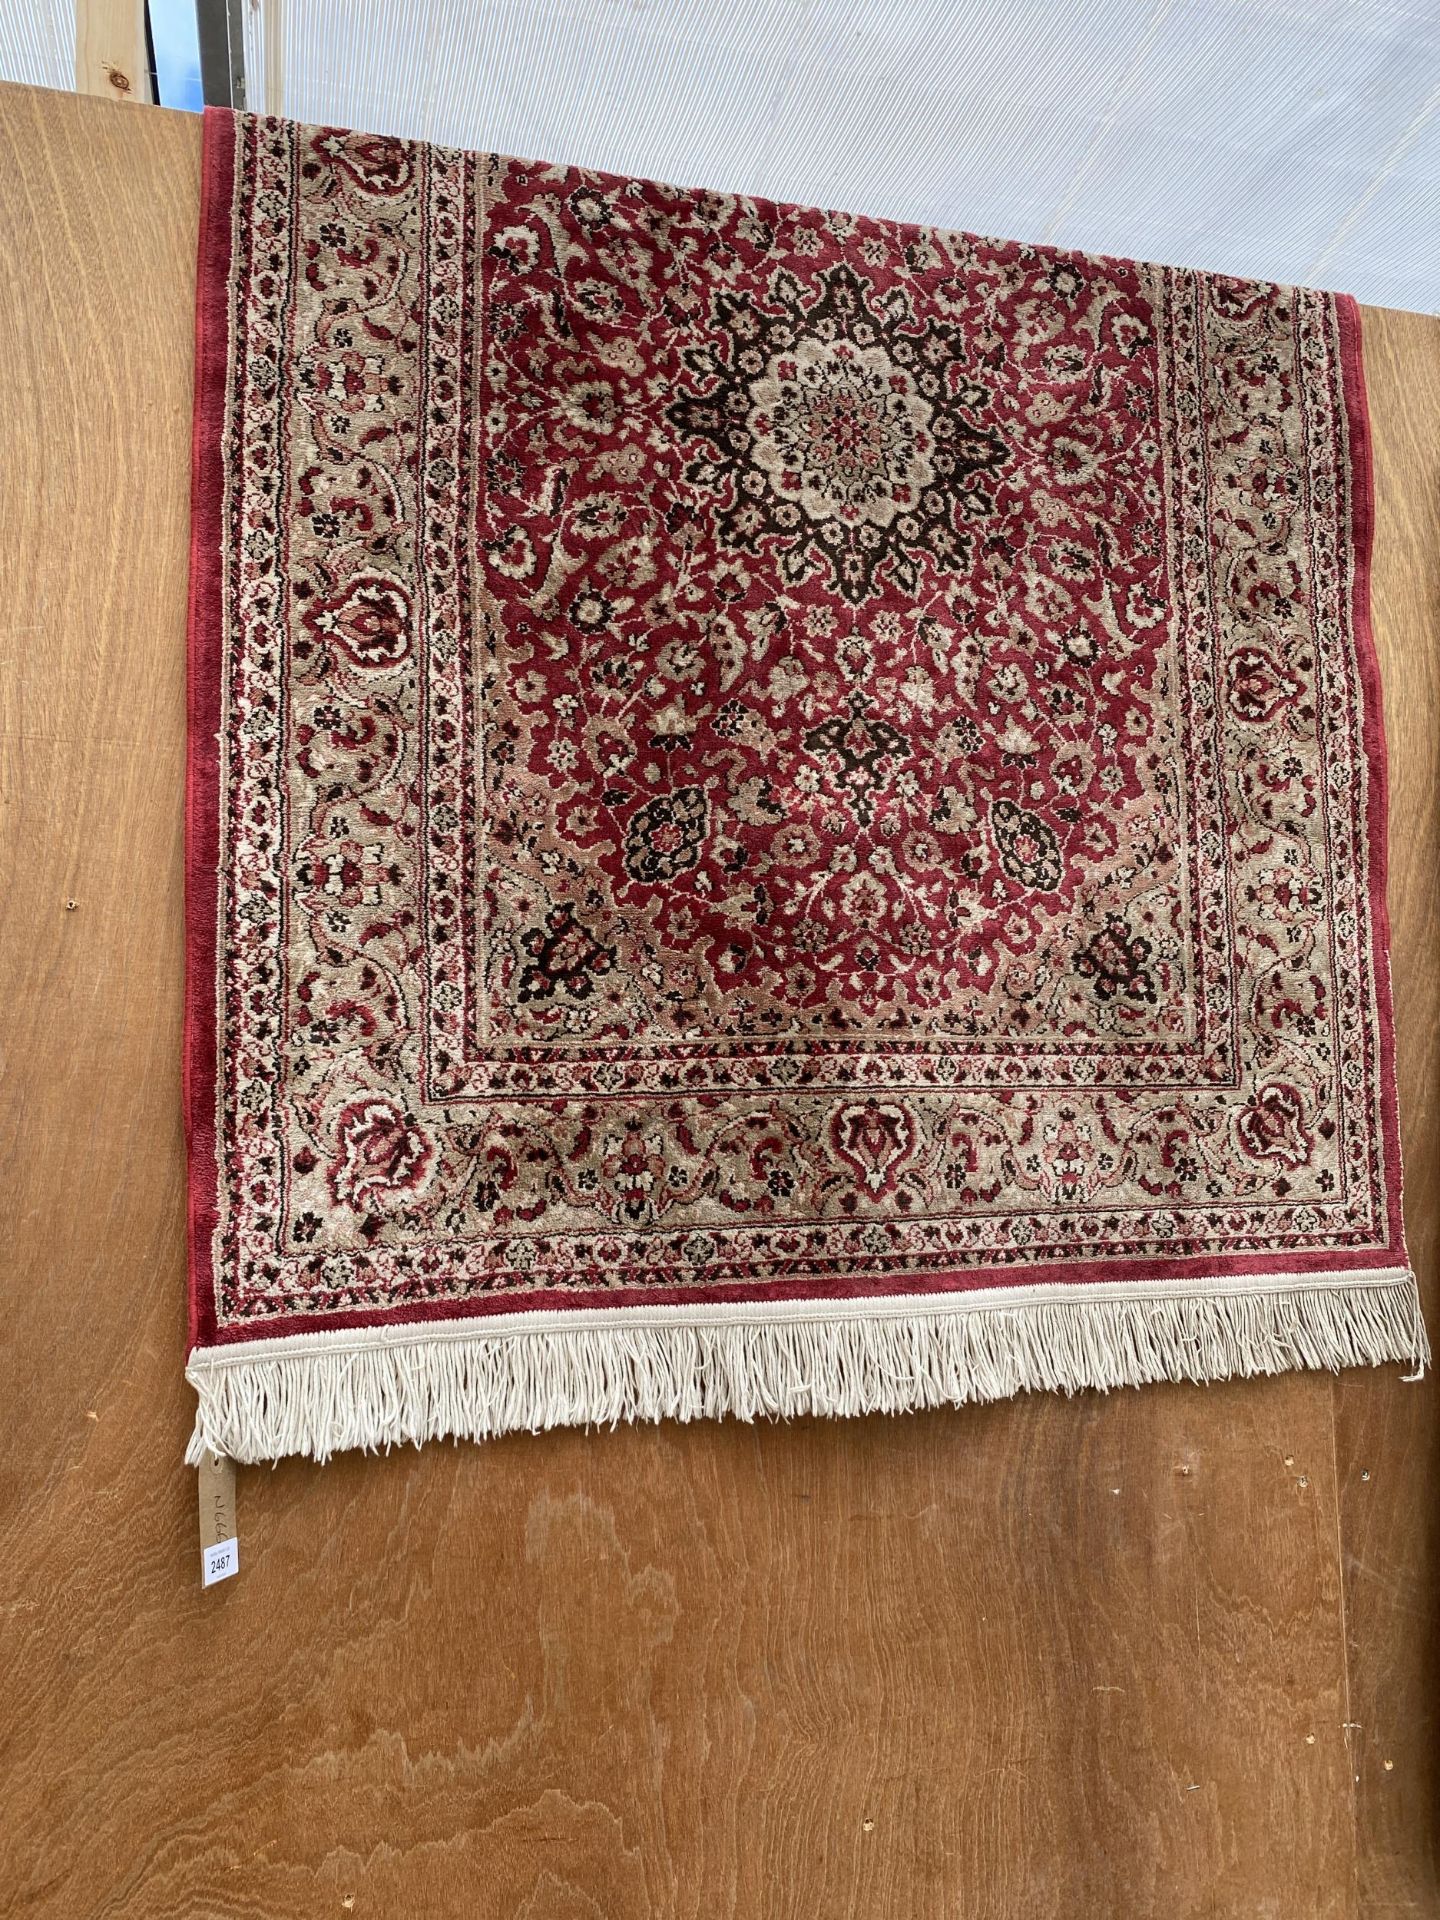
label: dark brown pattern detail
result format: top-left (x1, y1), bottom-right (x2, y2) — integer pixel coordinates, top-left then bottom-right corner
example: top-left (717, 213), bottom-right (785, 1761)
top-left (666, 263), bottom-right (1007, 603)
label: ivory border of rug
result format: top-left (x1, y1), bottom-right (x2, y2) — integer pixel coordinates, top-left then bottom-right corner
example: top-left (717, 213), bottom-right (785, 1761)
top-left (187, 1268), bottom-right (1427, 1464)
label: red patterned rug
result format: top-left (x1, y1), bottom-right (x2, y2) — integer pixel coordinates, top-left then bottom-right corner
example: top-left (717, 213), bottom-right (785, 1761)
top-left (185, 108), bottom-right (1424, 1463)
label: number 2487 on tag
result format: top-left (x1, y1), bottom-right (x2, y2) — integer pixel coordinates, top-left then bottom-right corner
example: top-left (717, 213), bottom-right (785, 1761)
top-left (202, 1538), bottom-right (239, 1587)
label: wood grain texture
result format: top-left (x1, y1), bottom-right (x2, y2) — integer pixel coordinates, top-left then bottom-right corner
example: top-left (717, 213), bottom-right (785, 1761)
top-left (1333, 304), bottom-right (1440, 1918)
top-left (0, 80), bottom-right (1433, 1920)
top-left (73, 0), bottom-right (150, 102)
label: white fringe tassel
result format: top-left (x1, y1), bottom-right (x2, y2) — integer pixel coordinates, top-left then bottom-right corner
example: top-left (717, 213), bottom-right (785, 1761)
top-left (186, 1273), bottom-right (1429, 1465)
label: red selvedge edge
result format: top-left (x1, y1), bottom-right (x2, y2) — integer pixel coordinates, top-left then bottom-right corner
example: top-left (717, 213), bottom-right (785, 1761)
top-left (184, 138), bottom-right (1408, 1350)
top-left (1335, 292), bottom-right (1407, 1264)
top-left (185, 107), bottom-right (235, 1352)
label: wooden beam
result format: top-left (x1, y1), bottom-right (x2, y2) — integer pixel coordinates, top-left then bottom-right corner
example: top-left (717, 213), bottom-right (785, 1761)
top-left (74, 0), bottom-right (151, 103)
top-left (260, 0), bottom-right (283, 117)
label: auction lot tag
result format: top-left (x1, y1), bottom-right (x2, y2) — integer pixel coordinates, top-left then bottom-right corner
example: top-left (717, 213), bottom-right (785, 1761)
top-left (198, 1451), bottom-right (239, 1587)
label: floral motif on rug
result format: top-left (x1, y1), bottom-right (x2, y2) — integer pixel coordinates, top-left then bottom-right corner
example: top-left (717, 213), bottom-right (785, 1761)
top-left (184, 109), bottom-right (1423, 1464)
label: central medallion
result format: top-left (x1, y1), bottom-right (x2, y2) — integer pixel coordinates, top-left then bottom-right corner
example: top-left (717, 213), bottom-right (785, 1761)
top-left (668, 262), bottom-right (1007, 603)
top-left (746, 338), bottom-right (936, 530)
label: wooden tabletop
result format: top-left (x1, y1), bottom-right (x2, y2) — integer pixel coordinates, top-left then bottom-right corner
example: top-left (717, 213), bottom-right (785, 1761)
top-left (1, 80), bottom-right (1436, 1919)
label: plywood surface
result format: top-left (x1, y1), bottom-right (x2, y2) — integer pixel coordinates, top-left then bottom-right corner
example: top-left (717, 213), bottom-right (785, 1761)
top-left (0, 81), bottom-right (1435, 1919)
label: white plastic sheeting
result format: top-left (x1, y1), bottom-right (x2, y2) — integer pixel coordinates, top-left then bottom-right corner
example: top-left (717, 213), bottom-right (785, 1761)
top-left (236, 0), bottom-right (1440, 312)
top-left (0, 0), bottom-right (1433, 307)
top-left (0, 0), bottom-right (72, 91)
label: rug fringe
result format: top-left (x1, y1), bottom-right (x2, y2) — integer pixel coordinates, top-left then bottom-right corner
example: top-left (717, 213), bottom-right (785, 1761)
top-left (186, 1274), bottom-right (1429, 1465)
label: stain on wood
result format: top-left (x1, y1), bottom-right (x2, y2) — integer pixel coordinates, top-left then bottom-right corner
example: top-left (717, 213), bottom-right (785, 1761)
top-left (0, 79), bottom-right (1434, 1919)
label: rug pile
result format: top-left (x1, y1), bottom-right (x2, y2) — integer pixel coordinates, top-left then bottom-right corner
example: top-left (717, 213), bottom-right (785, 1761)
top-left (185, 108), bottom-right (1423, 1463)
